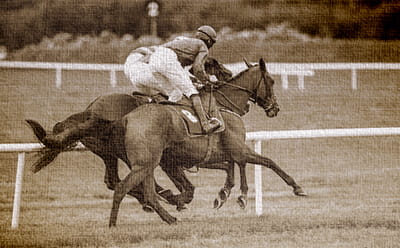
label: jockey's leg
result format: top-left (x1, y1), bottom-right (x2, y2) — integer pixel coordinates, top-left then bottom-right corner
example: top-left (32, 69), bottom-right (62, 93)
top-left (151, 47), bottom-right (221, 134)
top-left (125, 52), bottom-right (160, 96)
top-left (191, 94), bottom-right (221, 134)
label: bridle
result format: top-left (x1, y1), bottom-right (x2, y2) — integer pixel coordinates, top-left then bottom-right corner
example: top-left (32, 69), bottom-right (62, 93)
top-left (213, 65), bottom-right (277, 115)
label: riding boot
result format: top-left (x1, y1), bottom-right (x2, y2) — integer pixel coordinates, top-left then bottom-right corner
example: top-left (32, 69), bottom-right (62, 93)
top-left (190, 94), bottom-right (221, 134)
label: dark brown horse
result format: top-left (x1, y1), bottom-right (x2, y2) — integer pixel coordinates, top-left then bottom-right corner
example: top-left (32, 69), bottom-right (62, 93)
top-left (108, 58), bottom-right (305, 226)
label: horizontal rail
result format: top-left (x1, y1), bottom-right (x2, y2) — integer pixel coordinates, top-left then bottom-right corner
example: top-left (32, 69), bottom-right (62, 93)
top-left (2, 61), bottom-right (399, 90)
top-left (0, 61), bottom-right (123, 71)
top-left (0, 142), bottom-right (86, 153)
top-left (246, 127), bottom-right (400, 141)
top-left (2, 61), bottom-right (399, 71)
top-left (1, 128), bottom-right (399, 153)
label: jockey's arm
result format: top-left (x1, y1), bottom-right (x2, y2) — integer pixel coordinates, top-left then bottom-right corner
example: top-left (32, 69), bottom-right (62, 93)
top-left (191, 46), bottom-right (210, 83)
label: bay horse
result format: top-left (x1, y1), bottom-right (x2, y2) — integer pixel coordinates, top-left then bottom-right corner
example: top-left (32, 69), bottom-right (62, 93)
top-left (108, 58), bottom-right (305, 226)
top-left (26, 58), bottom-right (306, 216)
top-left (26, 57), bottom-right (249, 210)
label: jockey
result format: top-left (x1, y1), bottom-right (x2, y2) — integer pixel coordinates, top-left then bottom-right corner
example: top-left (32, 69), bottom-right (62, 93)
top-left (124, 25), bottom-right (222, 134)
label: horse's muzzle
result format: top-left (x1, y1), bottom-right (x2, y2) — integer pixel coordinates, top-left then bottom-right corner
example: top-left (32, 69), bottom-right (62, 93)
top-left (265, 104), bottom-right (279, 118)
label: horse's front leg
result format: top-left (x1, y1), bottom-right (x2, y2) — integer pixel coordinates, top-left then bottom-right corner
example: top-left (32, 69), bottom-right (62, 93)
top-left (237, 163), bottom-right (248, 209)
top-left (198, 162), bottom-right (235, 209)
top-left (241, 146), bottom-right (307, 197)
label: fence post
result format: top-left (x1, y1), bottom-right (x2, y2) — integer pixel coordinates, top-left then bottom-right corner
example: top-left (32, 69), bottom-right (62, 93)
top-left (281, 74), bottom-right (288, 89)
top-left (55, 67), bottom-right (62, 88)
top-left (110, 70), bottom-right (117, 87)
top-left (11, 152), bottom-right (25, 229)
top-left (298, 75), bottom-right (305, 91)
top-left (254, 140), bottom-right (263, 216)
top-left (351, 68), bottom-right (357, 90)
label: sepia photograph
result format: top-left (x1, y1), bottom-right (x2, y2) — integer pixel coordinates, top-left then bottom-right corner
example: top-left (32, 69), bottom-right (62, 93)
top-left (1, 0), bottom-right (399, 247)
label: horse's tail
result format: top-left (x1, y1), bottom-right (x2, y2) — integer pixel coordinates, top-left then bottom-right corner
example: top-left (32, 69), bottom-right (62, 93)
top-left (25, 119), bottom-right (61, 173)
top-left (26, 119), bottom-right (47, 142)
top-left (31, 148), bottom-right (60, 173)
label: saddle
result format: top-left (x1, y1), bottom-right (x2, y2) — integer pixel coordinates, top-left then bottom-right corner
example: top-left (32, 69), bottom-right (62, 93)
top-left (132, 92), bottom-right (225, 137)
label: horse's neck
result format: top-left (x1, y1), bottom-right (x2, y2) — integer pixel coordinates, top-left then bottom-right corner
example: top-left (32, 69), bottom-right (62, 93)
top-left (214, 68), bottom-right (256, 115)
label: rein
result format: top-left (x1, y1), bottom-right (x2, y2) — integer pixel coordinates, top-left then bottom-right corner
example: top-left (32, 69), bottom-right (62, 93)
top-left (212, 68), bottom-right (267, 116)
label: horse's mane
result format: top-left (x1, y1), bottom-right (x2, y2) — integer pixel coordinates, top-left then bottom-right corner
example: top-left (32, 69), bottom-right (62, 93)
top-left (227, 64), bottom-right (258, 82)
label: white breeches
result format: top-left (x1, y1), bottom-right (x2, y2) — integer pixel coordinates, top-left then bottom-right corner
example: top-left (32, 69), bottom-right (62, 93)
top-left (124, 46), bottom-right (198, 102)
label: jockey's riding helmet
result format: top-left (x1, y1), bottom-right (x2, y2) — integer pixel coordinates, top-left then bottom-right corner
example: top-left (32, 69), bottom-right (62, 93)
top-left (196, 25), bottom-right (217, 48)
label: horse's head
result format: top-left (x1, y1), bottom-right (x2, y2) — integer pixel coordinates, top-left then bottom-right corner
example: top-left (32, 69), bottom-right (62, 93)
top-left (245, 58), bottom-right (280, 117)
top-left (211, 57), bottom-right (279, 117)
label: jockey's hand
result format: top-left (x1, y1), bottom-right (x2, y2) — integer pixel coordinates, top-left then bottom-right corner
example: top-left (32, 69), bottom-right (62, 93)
top-left (209, 75), bottom-right (218, 83)
top-left (203, 80), bottom-right (224, 91)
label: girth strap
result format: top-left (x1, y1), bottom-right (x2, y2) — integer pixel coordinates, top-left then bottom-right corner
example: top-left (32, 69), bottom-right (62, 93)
top-left (183, 134), bottom-right (217, 173)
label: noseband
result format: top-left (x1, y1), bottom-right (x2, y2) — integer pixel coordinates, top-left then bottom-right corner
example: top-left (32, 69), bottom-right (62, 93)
top-left (251, 73), bottom-right (278, 113)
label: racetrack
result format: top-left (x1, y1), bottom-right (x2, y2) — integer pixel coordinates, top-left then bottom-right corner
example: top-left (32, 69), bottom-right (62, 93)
top-left (0, 67), bottom-right (399, 247)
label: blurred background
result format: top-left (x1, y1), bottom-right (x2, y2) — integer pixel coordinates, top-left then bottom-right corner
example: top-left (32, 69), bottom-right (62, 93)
top-left (1, 2), bottom-right (399, 246)
top-left (0, 0), bottom-right (399, 63)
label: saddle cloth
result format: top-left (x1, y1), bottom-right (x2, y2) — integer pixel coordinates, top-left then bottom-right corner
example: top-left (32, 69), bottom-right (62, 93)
top-left (132, 92), bottom-right (225, 137)
top-left (167, 103), bottom-right (225, 137)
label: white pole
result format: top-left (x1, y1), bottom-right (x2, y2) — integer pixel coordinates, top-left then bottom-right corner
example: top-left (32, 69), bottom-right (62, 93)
top-left (298, 75), bottom-right (305, 91)
top-left (254, 141), bottom-right (263, 216)
top-left (56, 67), bottom-right (62, 88)
top-left (351, 68), bottom-right (357, 90)
top-left (11, 152), bottom-right (25, 229)
top-left (110, 70), bottom-right (117, 87)
top-left (281, 74), bottom-right (288, 89)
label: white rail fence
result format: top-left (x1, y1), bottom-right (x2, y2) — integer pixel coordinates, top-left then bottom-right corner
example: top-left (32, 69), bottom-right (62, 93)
top-left (2, 61), bottom-right (399, 90)
top-left (2, 127), bottom-right (400, 229)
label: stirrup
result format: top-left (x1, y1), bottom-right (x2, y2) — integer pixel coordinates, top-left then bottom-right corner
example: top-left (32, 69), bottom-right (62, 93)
top-left (209, 117), bottom-right (222, 127)
top-left (202, 118), bottom-right (221, 134)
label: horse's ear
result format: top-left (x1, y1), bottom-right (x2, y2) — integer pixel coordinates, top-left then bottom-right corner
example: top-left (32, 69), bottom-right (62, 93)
top-left (207, 56), bottom-right (218, 65)
top-left (243, 57), bottom-right (252, 68)
top-left (259, 58), bottom-right (266, 73)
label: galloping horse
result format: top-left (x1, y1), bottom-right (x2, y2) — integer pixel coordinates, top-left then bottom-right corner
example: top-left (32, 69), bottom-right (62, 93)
top-left (108, 58), bottom-right (305, 226)
top-left (27, 58), bottom-right (306, 217)
top-left (26, 57), bottom-right (249, 209)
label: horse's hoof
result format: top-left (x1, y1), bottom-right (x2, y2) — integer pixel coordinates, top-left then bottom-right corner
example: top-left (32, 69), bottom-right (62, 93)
top-left (164, 216), bottom-right (177, 225)
top-left (158, 189), bottom-right (174, 203)
top-left (213, 198), bottom-right (219, 209)
top-left (109, 221), bottom-right (116, 228)
top-left (142, 204), bottom-right (154, 213)
top-left (213, 198), bottom-right (220, 209)
top-left (213, 189), bottom-right (230, 209)
top-left (294, 187), bottom-right (308, 197)
top-left (176, 204), bottom-right (187, 212)
top-left (237, 196), bottom-right (247, 209)
top-left (213, 198), bottom-right (226, 209)
top-left (219, 189), bottom-right (230, 201)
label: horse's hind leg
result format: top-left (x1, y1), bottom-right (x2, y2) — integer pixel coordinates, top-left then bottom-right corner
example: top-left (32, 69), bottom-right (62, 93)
top-left (142, 173), bottom-right (177, 224)
top-left (109, 164), bottom-right (151, 227)
top-left (160, 161), bottom-right (195, 211)
top-left (109, 164), bottom-right (177, 227)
